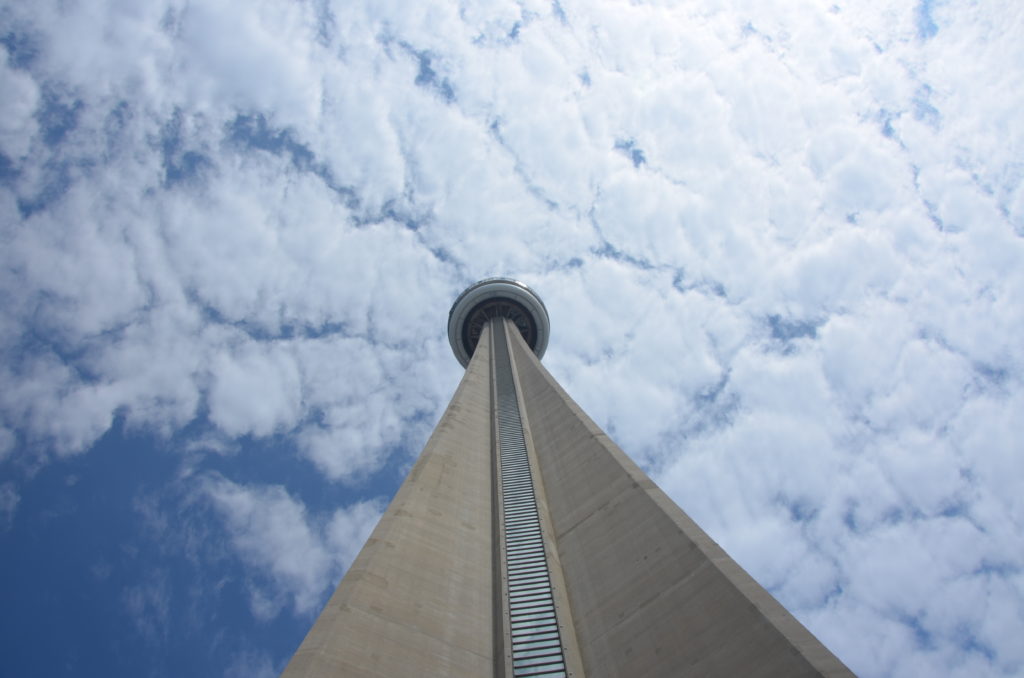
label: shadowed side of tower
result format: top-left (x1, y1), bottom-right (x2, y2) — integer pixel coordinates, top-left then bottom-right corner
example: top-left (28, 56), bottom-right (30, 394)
top-left (281, 326), bottom-right (498, 677)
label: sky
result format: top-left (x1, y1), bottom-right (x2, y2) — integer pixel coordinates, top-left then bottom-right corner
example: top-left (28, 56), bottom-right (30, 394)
top-left (0, 0), bottom-right (1022, 676)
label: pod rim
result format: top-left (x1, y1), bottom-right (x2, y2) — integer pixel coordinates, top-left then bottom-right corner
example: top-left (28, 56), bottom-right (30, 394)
top-left (447, 278), bottom-right (550, 368)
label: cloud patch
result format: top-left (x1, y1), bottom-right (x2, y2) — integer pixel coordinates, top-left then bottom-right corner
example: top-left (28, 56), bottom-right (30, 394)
top-left (199, 474), bottom-right (382, 618)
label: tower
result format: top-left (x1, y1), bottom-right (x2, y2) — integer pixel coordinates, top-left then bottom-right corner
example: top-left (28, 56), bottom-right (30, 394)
top-left (282, 279), bottom-right (852, 677)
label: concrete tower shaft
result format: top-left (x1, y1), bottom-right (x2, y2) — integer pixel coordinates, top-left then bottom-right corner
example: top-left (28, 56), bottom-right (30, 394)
top-left (281, 281), bottom-right (853, 678)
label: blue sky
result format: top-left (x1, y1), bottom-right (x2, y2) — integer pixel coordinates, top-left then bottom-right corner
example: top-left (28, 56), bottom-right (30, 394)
top-left (1, 1), bottom-right (1023, 676)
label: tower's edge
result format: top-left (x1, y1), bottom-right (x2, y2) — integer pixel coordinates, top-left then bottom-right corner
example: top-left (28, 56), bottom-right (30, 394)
top-left (281, 326), bottom-right (498, 678)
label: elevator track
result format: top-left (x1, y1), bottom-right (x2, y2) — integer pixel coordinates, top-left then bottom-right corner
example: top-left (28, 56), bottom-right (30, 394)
top-left (493, 319), bottom-right (569, 678)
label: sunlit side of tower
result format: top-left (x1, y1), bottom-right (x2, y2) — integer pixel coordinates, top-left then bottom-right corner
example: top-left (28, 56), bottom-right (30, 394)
top-left (282, 279), bottom-right (853, 677)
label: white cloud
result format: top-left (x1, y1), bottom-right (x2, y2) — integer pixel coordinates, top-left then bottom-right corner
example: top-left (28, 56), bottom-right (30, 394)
top-left (0, 427), bottom-right (15, 461)
top-left (122, 571), bottom-right (171, 645)
top-left (200, 474), bottom-right (382, 618)
top-left (0, 481), bottom-right (19, 529)
top-left (208, 341), bottom-right (303, 438)
top-left (0, 50), bottom-right (39, 159)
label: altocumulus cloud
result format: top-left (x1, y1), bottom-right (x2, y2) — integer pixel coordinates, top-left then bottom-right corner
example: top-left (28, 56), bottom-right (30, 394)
top-left (1, 0), bottom-right (1023, 676)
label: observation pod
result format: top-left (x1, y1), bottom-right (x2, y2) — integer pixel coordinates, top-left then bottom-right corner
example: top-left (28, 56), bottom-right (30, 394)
top-left (448, 277), bottom-right (550, 368)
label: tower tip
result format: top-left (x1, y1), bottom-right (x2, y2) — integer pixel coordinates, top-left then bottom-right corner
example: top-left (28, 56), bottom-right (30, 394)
top-left (448, 278), bottom-right (550, 368)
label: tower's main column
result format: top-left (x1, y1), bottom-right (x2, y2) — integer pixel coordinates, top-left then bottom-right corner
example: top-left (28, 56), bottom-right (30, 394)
top-left (282, 278), bottom-right (853, 678)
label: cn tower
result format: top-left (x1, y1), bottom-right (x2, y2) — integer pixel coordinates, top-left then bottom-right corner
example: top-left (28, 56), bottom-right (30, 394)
top-left (282, 278), bottom-right (852, 677)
